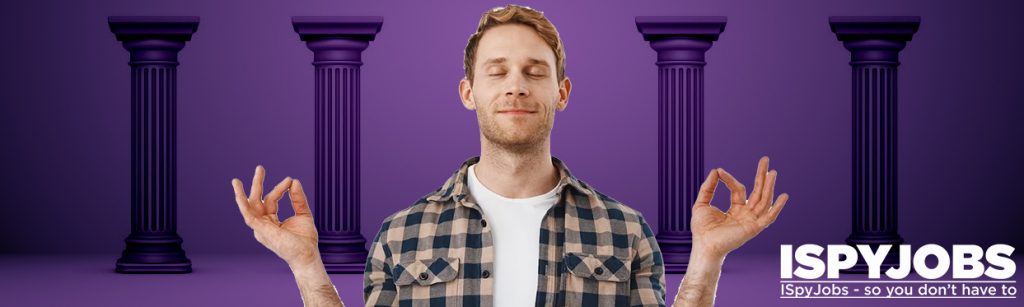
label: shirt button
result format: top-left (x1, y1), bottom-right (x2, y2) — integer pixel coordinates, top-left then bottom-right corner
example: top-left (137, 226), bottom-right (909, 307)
top-left (481, 219), bottom-right (488, 228)
top-left (594, 267), bottom-right (605, 275)
top-left (482, 270), bottom-right (491, 278)
top-left (419, 272), bottom-right (429, 280)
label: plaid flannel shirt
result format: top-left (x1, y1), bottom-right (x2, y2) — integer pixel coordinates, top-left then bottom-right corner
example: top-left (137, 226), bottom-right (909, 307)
top-left (363, 156), bottom-right (666, 307)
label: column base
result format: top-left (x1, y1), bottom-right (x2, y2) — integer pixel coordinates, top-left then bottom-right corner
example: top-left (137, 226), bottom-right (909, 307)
top-left (319, 233), bottom-right (368, 274)
top-left (657, 232), bottom-right (692, 274)
top-left (664, 262), bottom-right (689, 274)
top-left (841, 233), bottom-right (903, 274)
top-left (115, 234), bottom-right (191, 274)
top-left (116, 261), bottom-right (193, 273)
top-left (324, 262), bottom-right (368, 274)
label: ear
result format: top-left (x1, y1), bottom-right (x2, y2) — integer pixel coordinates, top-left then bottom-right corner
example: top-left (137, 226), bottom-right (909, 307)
top-left (556, 77), bottom-right (572, 111)
top-left (459, 78), bottom-right (476, 110)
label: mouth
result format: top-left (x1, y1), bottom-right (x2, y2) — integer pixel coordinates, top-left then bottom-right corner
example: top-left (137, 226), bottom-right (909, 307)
top-left (497, 109), bottom-right (537, 115)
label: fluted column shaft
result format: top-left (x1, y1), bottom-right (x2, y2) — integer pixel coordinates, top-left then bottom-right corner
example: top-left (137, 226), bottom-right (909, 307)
top-left (852, 63), bottom-right (899, 239)
top-left (831, 16), bottom-right (920, 272)
top-left (637, 17), bottom-right (726, 274)
top-left (109, 16), bottom-right (198, 273)
top-left (294, 17), bottom-right (382, 273)
top-left (315, 61), bottom-right (361, 235)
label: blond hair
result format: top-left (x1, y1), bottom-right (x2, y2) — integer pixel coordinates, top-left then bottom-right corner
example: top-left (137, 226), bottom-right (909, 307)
top-left (463, 4), bottom-right (566, 83)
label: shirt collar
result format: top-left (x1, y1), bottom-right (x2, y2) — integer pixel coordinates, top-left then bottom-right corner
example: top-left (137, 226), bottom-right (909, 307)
top-left (425, 156), bottom-right (593, 205)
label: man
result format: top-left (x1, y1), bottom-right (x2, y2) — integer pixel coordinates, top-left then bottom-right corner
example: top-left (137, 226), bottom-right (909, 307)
top-left (231, 5), bottom-right (789, 307)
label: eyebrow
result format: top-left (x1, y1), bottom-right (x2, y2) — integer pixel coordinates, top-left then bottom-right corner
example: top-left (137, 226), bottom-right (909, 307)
top-left (481, 57), bottom-right (550, 67)
top-left (482, 58), bottom-right (506, 66)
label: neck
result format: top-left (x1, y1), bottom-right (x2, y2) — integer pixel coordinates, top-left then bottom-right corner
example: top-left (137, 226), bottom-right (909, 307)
top-left (474, 136), bottom-right (559, 199)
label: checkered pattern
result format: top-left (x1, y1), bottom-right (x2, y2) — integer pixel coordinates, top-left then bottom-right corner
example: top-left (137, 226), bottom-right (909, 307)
top-left (363, 157), bottom-right (666, 306)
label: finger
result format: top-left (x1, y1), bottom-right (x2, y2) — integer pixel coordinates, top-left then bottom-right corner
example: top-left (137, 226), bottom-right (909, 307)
top-left (693, 169), bottom-right (719, 208)
top-left (716, 168), bottom-right (747, 207)
top-left (249, 165), bottom-right (266, 202)
top-left (264, 176), bottom-right (292, 215)
top-left (761, 193), bottom-right (789, 226)
top-left (232, 178), bottom-right (254, 223)
top-left (757, 170), bottom-right (778, 216)
top-left (749, 156), bottom-right (769, 205)
top-left (290, 179), bottom-right (313, 216)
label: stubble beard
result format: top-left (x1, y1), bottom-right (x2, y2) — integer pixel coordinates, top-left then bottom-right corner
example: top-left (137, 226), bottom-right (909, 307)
top-left (477, 108), bottom-right (553, 155)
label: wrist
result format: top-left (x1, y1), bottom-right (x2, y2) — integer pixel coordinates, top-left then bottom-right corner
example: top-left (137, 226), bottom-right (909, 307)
top-left (688, 245), bottom-right (726, 271)
top-left (286, 248), bottom-right (323, 271)
top-left (290, 257), bottom-right (331, 284)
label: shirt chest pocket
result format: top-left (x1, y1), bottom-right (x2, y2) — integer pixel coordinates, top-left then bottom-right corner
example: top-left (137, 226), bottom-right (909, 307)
top-left (392, 257), bottom-right (461, 286)
top-left (563, 253), bottom-right (635, 306)
top-left (564, 252), bottom-right (631, 282)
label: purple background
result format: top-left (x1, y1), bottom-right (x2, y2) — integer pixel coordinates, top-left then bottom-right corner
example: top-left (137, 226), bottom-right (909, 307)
top-left (0, 1), bottom-right (1022, 305)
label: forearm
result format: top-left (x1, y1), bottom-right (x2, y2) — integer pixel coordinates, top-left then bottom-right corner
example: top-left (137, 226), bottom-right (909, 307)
top-left (290, 258), bottom-right (344, 307)
top-left (673, 250), bottom-right (725, 307)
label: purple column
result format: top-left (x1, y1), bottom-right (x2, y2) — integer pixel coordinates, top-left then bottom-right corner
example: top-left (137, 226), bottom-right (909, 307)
top-left (636, 17), bottom-right (726, 274)
top-left (293, 16), bottom-right (382, 274)
top-left (109, 16), bottom-right (199, 273)
top-left (830, 16), bottom-right (920, 273)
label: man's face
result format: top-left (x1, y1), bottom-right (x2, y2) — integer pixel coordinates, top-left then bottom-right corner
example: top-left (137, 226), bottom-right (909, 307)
top-left (460, 24), bottom-right (570, 151)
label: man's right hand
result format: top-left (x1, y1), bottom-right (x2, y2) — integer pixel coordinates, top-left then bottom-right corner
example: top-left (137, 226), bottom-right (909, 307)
top-left (231, 165), bottom-right (320, 268)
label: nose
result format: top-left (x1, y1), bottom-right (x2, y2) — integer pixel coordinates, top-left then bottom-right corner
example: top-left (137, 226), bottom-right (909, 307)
top-left (504, 74), bottom-right (529, 97)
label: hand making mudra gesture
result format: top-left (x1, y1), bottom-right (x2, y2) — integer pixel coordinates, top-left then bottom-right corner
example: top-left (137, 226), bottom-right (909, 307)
top-left (231, 166), bottom-right (344, 307)
top-left (230, 157), bottom-right (788, 307)
top-left (675, 156), bottom-right (789, 307)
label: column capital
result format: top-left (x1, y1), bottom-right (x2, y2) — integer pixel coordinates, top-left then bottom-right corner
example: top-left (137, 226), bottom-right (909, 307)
top-left (636, 16), bottom-right (726, 65)
top-left (108, 16), bottom-right (199, 64)
top-left (108, 16), bottom-right (199, 41)
top-left (292, 16), bottom-right (383, 64)
top-left (830, 16), bottom-right (920, 64)
top-left (829, 16), bottom-right (920, 42)
top-left (292, 16), bottom-right (383, 41)
top-left (635, 16), bottom-right (727, 42)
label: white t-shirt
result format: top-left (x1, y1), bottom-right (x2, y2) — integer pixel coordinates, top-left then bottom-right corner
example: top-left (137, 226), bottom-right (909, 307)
top-left (466, 164), bottom-right (559, 307)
